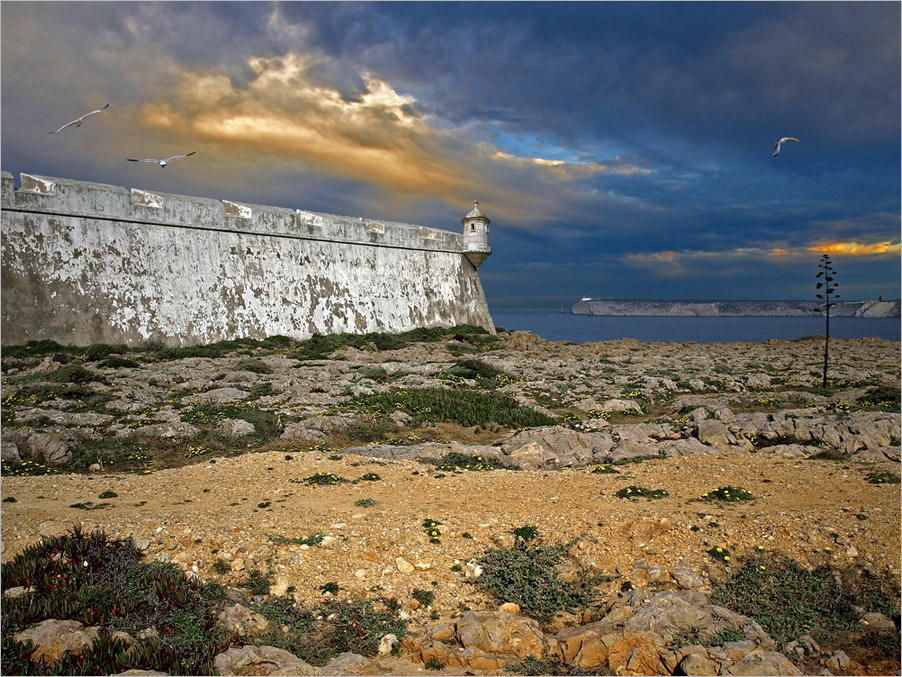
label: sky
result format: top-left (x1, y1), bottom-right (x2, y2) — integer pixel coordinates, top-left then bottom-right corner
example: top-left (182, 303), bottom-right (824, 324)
top-left (2, 1), bottom-right (899, 308)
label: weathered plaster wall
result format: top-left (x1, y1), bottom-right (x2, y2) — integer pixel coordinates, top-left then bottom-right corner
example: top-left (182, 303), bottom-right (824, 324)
top-left (1, 171), bottom-right (494, 347)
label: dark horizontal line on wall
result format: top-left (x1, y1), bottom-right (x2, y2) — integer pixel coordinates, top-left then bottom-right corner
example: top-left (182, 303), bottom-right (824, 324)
top-left (2, 206), bottom-right (460, 255)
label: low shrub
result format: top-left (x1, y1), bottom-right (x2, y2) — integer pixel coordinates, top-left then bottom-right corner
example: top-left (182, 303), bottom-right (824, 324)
top-left (864, 471), bottom-right (900, 484)
top-left (250, 596), bottom-right (407, 667)
top-left (473, 538), bottom-right (598, 623)
top-left (615, 486), bottom-right (668, 499)
top-left (300, 472), bottom-right (344, 486)
top-left (710, 553), bottom-right (900, 645)
top-left (701, 486), bottom-right (754, 502)
top-left (269, 533), bottom-right (324, 547)
top-left (1, 527), bottom-right (234, 675)
top-left (427, 451), bottom-right (508, 472)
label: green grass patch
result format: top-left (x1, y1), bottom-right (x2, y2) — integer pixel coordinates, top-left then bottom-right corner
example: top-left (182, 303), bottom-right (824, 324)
top-left (710, 554), bottom-right (900, 646)
top-left (289, 325), bottom-right (494, 360)
top-left (343, 387), bottom-right (556, 429)
top-left (857, 385), bottom-right (901, 411)
top-left (1, 340), bottom-right (71, 359)
top-left (1, 459), bottom-right (62, 476)
top-left (179, 402), bottom-right (283, 441)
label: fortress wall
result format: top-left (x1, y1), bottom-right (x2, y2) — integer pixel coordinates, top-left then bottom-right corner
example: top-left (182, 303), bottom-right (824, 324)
top-left (1, 171), bottom-right (494, 347)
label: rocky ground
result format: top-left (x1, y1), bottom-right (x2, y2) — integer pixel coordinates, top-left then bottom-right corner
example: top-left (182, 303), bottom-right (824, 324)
top-left (1, 329), bottom-right (900, 675)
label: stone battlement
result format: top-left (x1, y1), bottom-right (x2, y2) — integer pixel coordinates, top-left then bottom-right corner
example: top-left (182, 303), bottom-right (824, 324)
top-left (4, 171), bottom-right (461, 253)
top-left (1, 170), bottom-right (493, 347)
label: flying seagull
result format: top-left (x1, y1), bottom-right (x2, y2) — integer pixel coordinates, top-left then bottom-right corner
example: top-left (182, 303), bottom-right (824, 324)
top-left (127, 152), bottom-right (196, 167)
top-left (773, 137), bottom-right (801, 157)
top-left (47, 103), bottom-right (110, 134)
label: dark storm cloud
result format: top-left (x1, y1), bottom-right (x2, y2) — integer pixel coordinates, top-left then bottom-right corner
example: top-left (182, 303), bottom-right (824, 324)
top-left (1, 2), bottom-right (898, 305)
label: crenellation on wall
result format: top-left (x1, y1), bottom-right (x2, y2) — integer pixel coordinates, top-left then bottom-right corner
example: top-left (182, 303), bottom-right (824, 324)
top-left (130, 188), bottom-right (164, 208)
top-left (1, 170), bottom-right (14, 205)
top-left (1, 170), bottom-right (493, 346)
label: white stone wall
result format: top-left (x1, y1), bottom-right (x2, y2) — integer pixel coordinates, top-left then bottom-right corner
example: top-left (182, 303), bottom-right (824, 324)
top-left (1, 171), bottom-right (494, 346)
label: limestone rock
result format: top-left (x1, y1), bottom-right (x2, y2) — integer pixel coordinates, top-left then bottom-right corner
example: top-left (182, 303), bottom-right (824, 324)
top-left (455, 610), bottom-right (547, 660)
top-left (823, 649), bottom-right (850, 672)
top-left (607, 631), bottom-right (668, 676)
top-left (377, 633), bottom-right (398, 656)
top-left (860, 612), bottom-right (896, 630)
top-left (219, 419), bottom-right (256, 436)
top-left (320, 651), bottom-right (384, 675)
top-left (13, 618), bottom-right (99, 665)
top-left (601, 399), bottom-right (643, 413)
top-left (395, 557), bottom-right (415, 574)
top-left (184, 387), bottom-right (249, 404)
top-left (213, 644), bottom-right (318, 676)
top-left (723, 648), bottom-right (802, 675)
top-left (217, 604), bottom-right (270, 637)
top-left (677, 651), bottom-right (718, 676)
top-left (1, 440), bottom-right (22, 462)
top-left (696, 419), bottom-right (736, 450)
top-left (38, 520), bottom-right (68, 539)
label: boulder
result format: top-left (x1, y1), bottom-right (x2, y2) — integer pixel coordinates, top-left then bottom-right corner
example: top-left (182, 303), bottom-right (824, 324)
top-left (219, 419), bottom-right (256, 436)
top-left (696, 420), bottom-right (736, 450)
top-left (454, 610), bottom-right (547, 660)
top-left (677, 651), bottom-right (718, 676)
top-left (213, 644), bottom-right (319, 676)
top-left (13, 618), bottom-right (99, 665)
top-left (723, 648), bottom-right (802, 675)
top-left (320, 651), bottom-right (384, 675)
top-left (502, 426), bottom-right (614, 469)
top-left (183, 387), bottom-right (249, 404)
top-left (607, 631), bottom-right (669, 675)
top-left (216, 604), bottom-right (270, 637)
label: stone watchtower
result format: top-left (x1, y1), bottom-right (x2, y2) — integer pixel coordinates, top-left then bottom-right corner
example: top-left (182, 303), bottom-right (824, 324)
top-left (461, 200), bottom-right (491, 269)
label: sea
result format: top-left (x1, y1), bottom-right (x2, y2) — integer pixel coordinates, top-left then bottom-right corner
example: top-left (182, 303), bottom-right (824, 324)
top-left (488, 308), bottom-right (901, 344)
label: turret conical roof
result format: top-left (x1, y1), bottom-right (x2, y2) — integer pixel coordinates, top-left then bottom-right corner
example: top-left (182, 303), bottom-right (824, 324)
top-left (462, 200), bottom-right (489, 223)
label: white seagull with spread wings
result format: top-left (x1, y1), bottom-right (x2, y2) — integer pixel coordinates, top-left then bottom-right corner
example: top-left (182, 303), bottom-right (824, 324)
top-left (127, 152), bottom-right (196, 168)
top-left (773, 137), bottom-right (801, 157)
top-left (47, 103), bottom-right (110, 134)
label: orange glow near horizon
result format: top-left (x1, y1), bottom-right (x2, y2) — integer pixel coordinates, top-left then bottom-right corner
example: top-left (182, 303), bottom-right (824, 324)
top-left (808, 241), bottom-right (901, 256)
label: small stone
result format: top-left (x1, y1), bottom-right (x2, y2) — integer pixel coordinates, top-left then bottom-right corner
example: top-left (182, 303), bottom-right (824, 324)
top-left (396, 557), bottom-right (415, 574)
top-left (378, 633), bottom-right (398, 656)
top-left (846, 546), bottom-right (859, 557)
top-left (499, 602), bottom-right (521, 615)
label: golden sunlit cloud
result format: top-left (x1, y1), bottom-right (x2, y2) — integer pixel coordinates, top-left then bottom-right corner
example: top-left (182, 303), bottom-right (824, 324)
top-left (139, 53), bottom-right (470, 201)
top-left (624, 239), bottom-right (901, 278)
top-left (135, 50), bottom-right (652, 222)
top-left (808, 241), bottom-right (901, 256)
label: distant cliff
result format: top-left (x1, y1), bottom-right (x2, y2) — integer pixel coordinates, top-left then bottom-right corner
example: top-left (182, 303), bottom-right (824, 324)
top-left (571, 299), bottom-right (901, 318)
